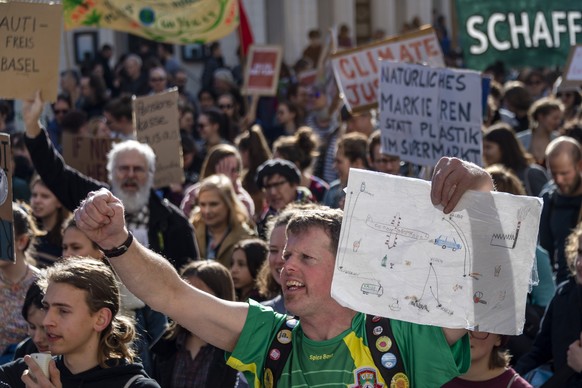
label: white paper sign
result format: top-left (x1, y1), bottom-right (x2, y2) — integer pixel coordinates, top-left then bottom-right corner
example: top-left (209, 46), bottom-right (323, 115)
top-left (379, 62), bottom-right (483, 167)
top-left (331, 169), bottom-right (543, 335)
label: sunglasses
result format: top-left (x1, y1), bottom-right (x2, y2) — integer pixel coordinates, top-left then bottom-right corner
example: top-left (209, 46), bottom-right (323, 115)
top-left (150, 77), bottom-right (166, 82)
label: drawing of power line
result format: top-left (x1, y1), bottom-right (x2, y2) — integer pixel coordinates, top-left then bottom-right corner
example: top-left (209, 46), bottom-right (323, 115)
top-left (442, 215), bottom-right (472, 277)
top-left (490, 207), bottom-right (531, 249)
top-left (338, 180), bottom-right (373, 270)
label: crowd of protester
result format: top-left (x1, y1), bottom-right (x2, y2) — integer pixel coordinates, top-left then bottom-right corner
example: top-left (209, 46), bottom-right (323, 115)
top-left (0, 24), bottom-right (582, 387)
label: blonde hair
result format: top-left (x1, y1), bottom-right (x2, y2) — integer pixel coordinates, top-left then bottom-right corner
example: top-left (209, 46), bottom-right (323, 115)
top-left (191, 174), bottom-right (252, 228)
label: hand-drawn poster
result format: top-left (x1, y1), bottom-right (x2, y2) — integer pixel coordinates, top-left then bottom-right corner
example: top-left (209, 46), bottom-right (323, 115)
top-left (331, 169), bottom-right (543, 335)
top-left (132, 88), bottom-right (183, 189)
top-left (379, 61), bottom-right (483, 167)
top-left (0, 1), bottom-right (62, 102)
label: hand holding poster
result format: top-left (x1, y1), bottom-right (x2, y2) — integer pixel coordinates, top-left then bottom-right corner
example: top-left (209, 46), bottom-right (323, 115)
top-left (243, 45), bottom-right (283, 96)
top-left (132, 89), bottom-right (183, 189)
top-left (331, 26), bottom-right (444, 113)
top-left (379, 62), bottom-right (483, 167)
top-left (332, 169), bottom-right (542, 334)
top-left (0, 1), bottom-right (62, 102)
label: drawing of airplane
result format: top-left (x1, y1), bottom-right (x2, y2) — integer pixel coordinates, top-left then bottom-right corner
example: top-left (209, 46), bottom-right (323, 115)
top-left (366, 214), bottom-right (429, 240)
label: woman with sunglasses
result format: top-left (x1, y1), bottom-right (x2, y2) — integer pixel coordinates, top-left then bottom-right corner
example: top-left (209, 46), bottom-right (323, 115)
top-left (443, 331), bottom-right (531, 387)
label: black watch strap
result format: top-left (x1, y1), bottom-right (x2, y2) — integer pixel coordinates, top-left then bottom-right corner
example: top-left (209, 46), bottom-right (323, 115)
top-left (99, 231), bottom-right (134, 258)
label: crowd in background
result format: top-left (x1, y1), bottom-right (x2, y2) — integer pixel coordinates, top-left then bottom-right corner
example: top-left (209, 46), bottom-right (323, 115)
top-left (1, 18), bottom-right (582, 387)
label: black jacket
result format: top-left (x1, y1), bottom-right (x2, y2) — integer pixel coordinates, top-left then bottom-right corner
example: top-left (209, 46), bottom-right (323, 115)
top-left (515, 277), bottom-right (582, 385)
top-left (0, 356), bottom-right (160, 387)
top-left (24, 129), bottom-right (199, 270)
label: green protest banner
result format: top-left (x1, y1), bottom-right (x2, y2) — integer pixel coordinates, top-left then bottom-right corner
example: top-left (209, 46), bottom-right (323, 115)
top-left (456, 0), bottom-right (582, 70)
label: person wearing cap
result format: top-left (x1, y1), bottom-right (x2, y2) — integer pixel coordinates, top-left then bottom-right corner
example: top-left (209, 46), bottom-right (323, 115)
top-left (443, 331), bottom-right (531, 387)
top-left (255, 159), bottom-right (313, 238)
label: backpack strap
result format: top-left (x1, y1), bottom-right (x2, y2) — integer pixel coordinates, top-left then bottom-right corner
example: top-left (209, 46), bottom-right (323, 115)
top-left (263, 316), bottom-right (298, 388)
top-left (365, 315), bottom-right (408, 386)
top-left (123, 374), bottom-right (142, 388)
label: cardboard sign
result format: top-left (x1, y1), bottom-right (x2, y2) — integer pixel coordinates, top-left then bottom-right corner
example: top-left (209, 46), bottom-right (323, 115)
top-left (562, 45), bottom-right (582, 89)
top-left (331, 26), bottom-right (445, 113)
top-left (62, 133), bottom-right (116, 183)
top-left (379, 62), bottom-right (483, 167)
top-left (0, 2), bottom-right (62, 102)
top-left (0, 134), bottom-right (14, 263)
top-left (132, 89), bottom-right (183, 188)
top-left (243, 45), bottom-right (283, 96)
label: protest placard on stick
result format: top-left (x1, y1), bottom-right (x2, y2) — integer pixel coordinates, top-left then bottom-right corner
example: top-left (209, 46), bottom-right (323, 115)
top-left (331, 26), bottom-right (444, 113)
top-left (0, 1), bottom-right (62, 102)
top-left (243, 45), bottom-right (283, 96)
top-left (132, 89), bottom-right (183, 189)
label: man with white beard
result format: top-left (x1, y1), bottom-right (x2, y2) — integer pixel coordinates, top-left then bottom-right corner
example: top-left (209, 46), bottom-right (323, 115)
top-left (22, 90), bottom-right (198, 270)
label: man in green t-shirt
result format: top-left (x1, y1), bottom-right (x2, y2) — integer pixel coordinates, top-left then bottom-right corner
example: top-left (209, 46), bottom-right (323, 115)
top-left (74, 157), bottom-right (496, 387)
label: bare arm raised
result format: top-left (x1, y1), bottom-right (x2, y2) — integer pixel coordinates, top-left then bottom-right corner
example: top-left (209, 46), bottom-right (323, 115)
top-left (74, 188), bottom-right (248, 352)
top-left (430, 157), bottom-right (495, 345)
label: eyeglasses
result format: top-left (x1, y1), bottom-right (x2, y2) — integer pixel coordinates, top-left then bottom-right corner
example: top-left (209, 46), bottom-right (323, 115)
top-left (116, 165), bottom-right (147, 175)
top-left (263, 180), bottom-right (288, 191)
top-left (219, 104), bottom-right (233, 109)
top-left (469, 331), bottom-right (490, 340)
top-left (150, 77), bottom-right (166, 82)
top-left (54, 109), bottom-right (69, 115)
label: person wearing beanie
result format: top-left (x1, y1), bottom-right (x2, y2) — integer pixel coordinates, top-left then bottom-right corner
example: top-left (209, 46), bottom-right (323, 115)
top-left (255, 158), bottom-right (313, 238)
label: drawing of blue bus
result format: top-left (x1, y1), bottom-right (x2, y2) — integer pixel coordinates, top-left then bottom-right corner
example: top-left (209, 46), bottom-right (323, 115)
top-left (361, 282), bottom-right (383, 296)
top-left (435, 235), bottom-right (462, 251)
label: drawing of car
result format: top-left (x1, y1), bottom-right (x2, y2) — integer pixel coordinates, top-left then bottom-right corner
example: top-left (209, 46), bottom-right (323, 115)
top-left (361, 282), bottom-right (383, 296)
top-left (435, 235), bottom-right (462, 251)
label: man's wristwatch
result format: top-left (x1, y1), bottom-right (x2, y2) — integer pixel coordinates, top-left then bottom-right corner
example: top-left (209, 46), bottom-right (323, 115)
top-left (99, 231), bottom-right (134, 258)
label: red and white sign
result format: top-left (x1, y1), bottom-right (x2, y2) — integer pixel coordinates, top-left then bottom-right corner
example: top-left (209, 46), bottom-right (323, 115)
top-left (331, 25), bottom-right (445, 113)
top-left (243, 45), bottom-right (283, 96)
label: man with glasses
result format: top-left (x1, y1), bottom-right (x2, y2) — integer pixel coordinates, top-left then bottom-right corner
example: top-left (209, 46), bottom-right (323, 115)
top-left (46, 94), bottom-right (72, 152)
top-left (148, 67), bottom-right (168, 95)
top-left (255, 159), bottom-right (313, 238)
top-left (22, 90), bottom-right (198, 270)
